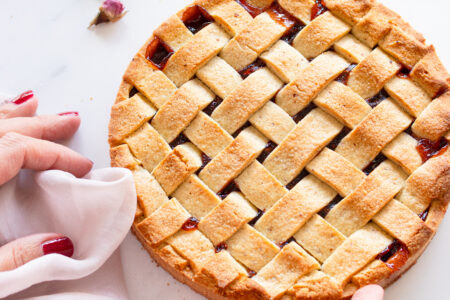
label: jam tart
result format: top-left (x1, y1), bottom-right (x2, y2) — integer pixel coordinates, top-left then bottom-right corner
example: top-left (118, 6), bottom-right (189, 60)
top-left (109, 0), bottom-right (450, 298)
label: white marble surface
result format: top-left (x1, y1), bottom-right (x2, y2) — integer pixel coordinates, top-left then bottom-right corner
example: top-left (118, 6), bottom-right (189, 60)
top-left (1, 0), bottom-right (449, 299)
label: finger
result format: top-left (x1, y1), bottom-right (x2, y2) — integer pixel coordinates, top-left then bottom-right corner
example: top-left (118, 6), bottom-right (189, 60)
top-left (0, 113), bottom-right (80, 141)
top-left (0, 233), bottom-right (74, 271)
top-left (0, 90), bottom-right (38, 119)
top-left (352, 285), bottom-right (384, 300)
top-left (0, 132), bottom-right (93, 185)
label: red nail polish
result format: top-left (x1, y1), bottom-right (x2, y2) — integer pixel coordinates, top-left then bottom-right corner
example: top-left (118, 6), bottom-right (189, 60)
top-left (12, 90), bottom-right (34, 105)
top-left (58, 111), bottom-right (79, 117)
top-left (41, 237), bottom-right (74, 257)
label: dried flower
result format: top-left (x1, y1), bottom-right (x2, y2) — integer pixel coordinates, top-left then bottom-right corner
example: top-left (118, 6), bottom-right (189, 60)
top-left (89, 0), bottom-right (126, 28)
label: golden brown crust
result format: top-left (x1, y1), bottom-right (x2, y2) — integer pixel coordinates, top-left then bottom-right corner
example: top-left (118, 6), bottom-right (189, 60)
top-left (410, 46), bottom-right (450, 98)
top-left (110, 0), bottom-right (450, 298)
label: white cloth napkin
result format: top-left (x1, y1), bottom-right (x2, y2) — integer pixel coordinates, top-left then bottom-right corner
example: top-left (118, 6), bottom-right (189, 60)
top-left (0, 168), bottom-right (136, 299)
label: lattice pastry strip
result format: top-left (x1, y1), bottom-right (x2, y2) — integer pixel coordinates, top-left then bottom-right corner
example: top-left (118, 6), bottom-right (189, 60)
top-left (151, 143), bottom-right (203, 195)
top-left (166, 229), bottom-right (215, 273)
top-left (198, 191), bottom-right (257, 245)
top-left (294, 215), bottom-right (346, 264)
top-left (335, 99), bottom-right (412, 169)
top-left (276, 51), bottom-right (349, 116)
top-left (334, 34), bottom-right (371, 64)
top-left (372, 199), bottom-right (433, 255)
top-left (235, 161), bottom-right (288, 211)
top-left (249, 101), bottom-right (296, 144)
top-left (347, 47), bottom-right (401, 100)
top-left (199, 126), bottom-right (268, 193)
top-left (412, 91), bottom-right (450, 141)
top-left (123, 55), bottom-right (177, 109)
top-left (195, 0), bottom-right (253, 36)
top-left (196, 56), bottom-right (242, 99)
top-left (136, 198), bottom-right (190, 245)
top-left (226, 224), bottom-right (280, 272)
top-left (260, 40), bottom-right (309, 83)
top-left (264, 108), bottom-right (343, 185)
top-left (109, 93), bottom-right (157, 144)
top-left (253, 242), bottom-right (320, 299)
top-left (384, 76), bottom-right (432, 118)
top-left (172, 174), bottom-right (221, 219)
top-left (152, 14), bottom-right (194, 52)
top-left (151, 79), bottom-right (215, 143)
top-left (306, 147), bottom-right (366, 197)
top-left (397, 150), bottom-right (450, 214)
top-left (313, 81), bottom-right (371, 129)
top-left (164, 23), bottom-right (230, 87)
top-left (125, 123), bottom-right (171, 172)
top-left (322, 223), bottom-right (392, 287)
top-left (211, 67), bottom-right (283, 134)
top-left (254, 174), bottom-right (337, 243)
top-left (277, 0), bottom-right (315, 25)
top-left (381, 133), bottom-right (422, 175)
top-left (220, 12), bottom-right (286, 70)
top-left (292, 11), bottom-right (351, 60)
top-left (325, 160), bottom-right (407, 236)
top-left (183, 111), bottom-right (234, 158)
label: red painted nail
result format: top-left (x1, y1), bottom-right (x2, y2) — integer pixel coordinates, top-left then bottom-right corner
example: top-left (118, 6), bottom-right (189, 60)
top-left (41, 237), bottom-right (74, 257)
top-left (58, 111), bottom-right (79, 117)
top-left (11, 90), bottom-right (34, 105)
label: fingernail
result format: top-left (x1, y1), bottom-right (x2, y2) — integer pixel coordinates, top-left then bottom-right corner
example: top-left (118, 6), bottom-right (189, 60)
top-left (41, 236), bottom-right (74, 257)
top-left (58, 111), bottom-right (79, 117)
top-left (12, 90), bottom-right (34, 105)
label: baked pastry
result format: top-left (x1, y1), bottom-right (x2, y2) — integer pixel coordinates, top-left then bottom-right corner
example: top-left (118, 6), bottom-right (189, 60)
top-left (108, 0), bottom-right (450, 298)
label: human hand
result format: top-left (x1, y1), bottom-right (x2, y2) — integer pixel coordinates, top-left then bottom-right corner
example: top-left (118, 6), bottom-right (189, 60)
top-left (0, 91), bottom-right (93, 271)
top-left (352, 285), bottom-right (384, 300)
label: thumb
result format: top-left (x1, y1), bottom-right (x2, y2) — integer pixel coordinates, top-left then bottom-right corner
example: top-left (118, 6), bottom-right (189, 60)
top-left (0, 233), bottom-right (74, 271)
top-left (352, 285), bottom-right (384, 300)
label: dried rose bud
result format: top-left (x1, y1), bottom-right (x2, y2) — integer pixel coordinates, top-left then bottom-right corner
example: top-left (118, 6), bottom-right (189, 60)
top-left (89, 0), bottom-right (126, 27)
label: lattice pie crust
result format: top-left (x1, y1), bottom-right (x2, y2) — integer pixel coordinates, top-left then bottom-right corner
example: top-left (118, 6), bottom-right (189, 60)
top-left (108, 0), bottom-right (450, 299)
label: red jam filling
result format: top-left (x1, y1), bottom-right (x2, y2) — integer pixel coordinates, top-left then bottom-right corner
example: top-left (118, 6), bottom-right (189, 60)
top-left (203, 96), bottom-right (223, 116)
top-left (182, 217), bottom-right (199, 231)
top-left (318, 195), bottom-right (343, 218)
top-left (266, 2), bottom-right (297, 29)
top-left (129, 87), bottom-right (139, 97)
top-left (366, 89), bottom-right (389, 108)
top-left (215, 242), bottom-right (228, 253)
top-left (292, 102), bottom-right (317, 123)
top-left (396, 66), bottom-right (411, 79)
top-left (257, 141), bottom-right (277, 163)
top-left (376, 240), bottom-right (409, 273)
top-left (145, 37), bottom-right (174, 70)
top-left (182, 5), bottom-right (214, 34)
top-left (232, 121), bottom-right (252, 138)
top-left (218, 180), bottom-right (240, 199)
top-left (247, 269), bottom-right (257, 278)
top-left (363, 154), bottom-right (386, 175)
top-left (336, 63), bottom-right (357, 85)
top-left (236, 0), bottom-right (266, 17)
top-left (238, 59), bottom-right (266, 79)
top-left (286, 169), bottom-right (309, 190)
top-left (248, 209), bottom-right (265, 226)
top-left (311, 0), bottom-right (328, 20)
top-left (277, 237), bottom-right (296, 248)
top-left (281, 23), bottom-right (305, 45)
top-left (416, 137), bottom-right (448, 163)
top-left (328, 127), bottom-right (351, 150)
top-left (169, 133), bottom-right (189, 148)
top-left (419, 207), bottom-right (430, 221)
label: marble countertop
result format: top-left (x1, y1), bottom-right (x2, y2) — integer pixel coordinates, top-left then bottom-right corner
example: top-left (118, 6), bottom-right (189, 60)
top-left (1, 0), bottom-right (449, 299)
